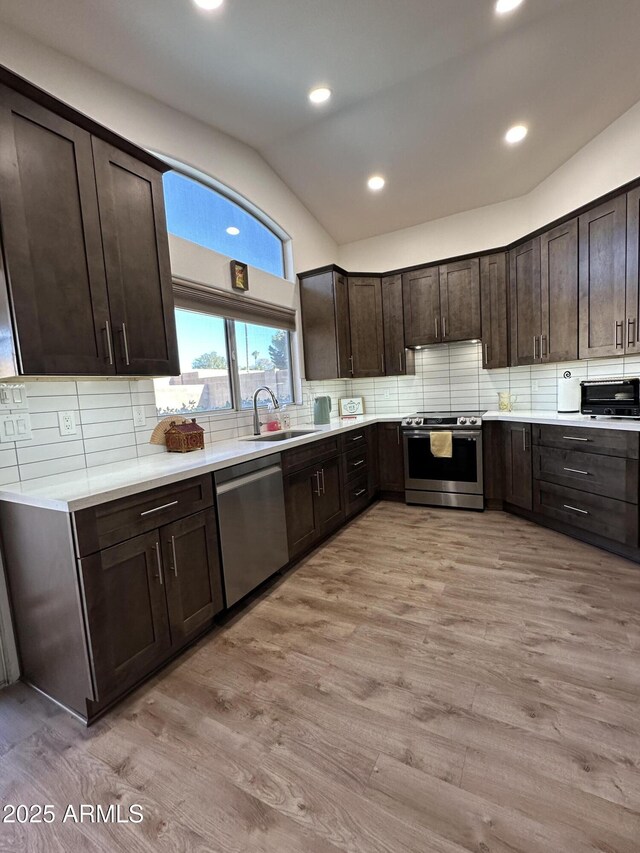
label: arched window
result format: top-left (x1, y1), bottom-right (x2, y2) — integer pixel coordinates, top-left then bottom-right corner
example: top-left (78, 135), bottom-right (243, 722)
top-left (162, 170), bottom-right (286, 278)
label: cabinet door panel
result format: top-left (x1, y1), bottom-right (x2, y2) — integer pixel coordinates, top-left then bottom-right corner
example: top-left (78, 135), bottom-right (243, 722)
top-left (378, 422), bottom-right (405, 493)
top-left (541, 219), bottom-right (578, 363)
top-left (162, 509), bottom-right (223, 648)
top-left (480, 253), bottom-right (508, 369)
top-left (403, 266), bottom-right (440, 346)
top-left (92, 138), bottom-right (179, 376)
top-left (502, 423), bottom-right (533, 511)
top-left (439, 258), bottom-right (481, 343)
top-left (284, 466), bottom-right (319, 559)
top-left (348, 276), bottom-right (384, 377)
top-left (316, 455), bottom-right (344, 535)
top-left (579, 195), bottom-right (627, 359)
top-left (509, 238), bottom-right (541, 366)
top-left (382, 274), bottom-right (414, 375)
top-left (0, 85), bottom-right (112, 375)
top-left (79, 531), bottom-right (171, 700)
top-left (625, 187), bottom-right (640, 353)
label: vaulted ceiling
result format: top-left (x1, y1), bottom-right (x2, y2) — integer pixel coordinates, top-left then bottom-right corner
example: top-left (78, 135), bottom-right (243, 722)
top-left (1, 0), bottom-right (640, 243)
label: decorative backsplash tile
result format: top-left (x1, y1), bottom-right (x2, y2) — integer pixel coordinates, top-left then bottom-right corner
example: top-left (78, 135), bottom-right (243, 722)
top-left (0, 344), bottom-right (638, 487)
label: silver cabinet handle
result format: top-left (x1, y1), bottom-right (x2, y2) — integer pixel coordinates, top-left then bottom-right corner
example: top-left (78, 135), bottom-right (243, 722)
top-left (563, 467), bottom-right (589, 475)
top-left (320, 467), bottom-right (325, 494)
top-left (170, 534), bottom-right (178, 577)
top-left (354, 488), bottom-right (366, 498)
top-left (628, 318), bottom-right (636, 347)
top-left (541, 334), bottom-right (547, 359)
top-left (398, 352), bottom-right (403, 372)
top-left (562, 435), bottom-right (589, 442)
top-left (483, 343), bottom-right (489, 365)
top-left (119, 322), bottom-right (131, 365)
top-left (315, 471), bottom-right (322, 496)
top-left (533, 336), bottom-right (539, 360)
top-left (434, 317), bottom-right (440, 340)
top-left (349, 355), bottom-right (354, 376)
top-left (615, 320), bottom-right (623, 349)
top-left (140, 500), bottom-right (179, 517)
top-left (522, 427), bottom-right (528, 452)
top-left (154, 541), bottom-right (164, 585)
top-left (103, 321), bottom-right (114, 366)
top-left (352, 459), bottom-right (365, 468)
top-left (381, 353), bottom-right (384, 374)
top-left (442, 316), bottom-right (447, 338)
top-left (350, 434), bottom-right (364, 442)
top-left (563, 504), bottom-right (589, 515)
top-left (396, 425), bottom-right (400, 445)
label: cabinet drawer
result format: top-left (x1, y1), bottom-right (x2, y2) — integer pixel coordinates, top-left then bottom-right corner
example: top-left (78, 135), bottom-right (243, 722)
top-left (340, 428), bottom-right (368, 451)
top-left (345, 473), bottom-right (370, 518)
top-left (532, 424), bottom-right (639, 458)
top-left (534, 446), bottom-right (638, 503)
top-left (74, 475), bottom-right (214, 556)
top-left (533, 480), bottom-right (638, 547)
top-left (344, 445), bottom-right (368, 482)
top-left (282, 437), bottom-right (340, 474)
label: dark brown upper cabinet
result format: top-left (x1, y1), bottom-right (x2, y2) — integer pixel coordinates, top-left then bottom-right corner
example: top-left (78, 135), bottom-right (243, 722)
top-left (402, 265), bottom-right (440, 346)
top-left (381, 274), bottom-right (414, 376)
top-left (93, 140), bottom-right (179, 376)
top-left (348, 276), bottom-right (385, 377)
top-left (540, 219), bottom-right (578, 363)
top-left (0, 75), bottom-right (178, 378)
top-left (299, 269), bottom-right (351, 380)
top-left (625, 187), bottom-right (640, 354)
top-left (509, 237), bottom-right (541, 366)
top-left (480, 253), bottom-right (509, 369)
top-left (579, 195), bottom-right (627, 359)
top-left (439, 258), bottom-right (481, 343)
top-left (0, 85), bottom-right (113, 377)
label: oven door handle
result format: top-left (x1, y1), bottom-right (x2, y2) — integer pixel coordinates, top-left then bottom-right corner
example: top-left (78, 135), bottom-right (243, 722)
top-left (403, 430), bottom-right (481, 440)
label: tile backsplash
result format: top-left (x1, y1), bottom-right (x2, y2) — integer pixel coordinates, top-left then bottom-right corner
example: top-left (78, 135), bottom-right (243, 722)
top-left (2, 343), bottom-right (639, 486)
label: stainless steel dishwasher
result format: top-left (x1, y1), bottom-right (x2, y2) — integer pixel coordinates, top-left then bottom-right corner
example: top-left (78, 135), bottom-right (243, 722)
top-left (214, 453), bottom-right (289, 607)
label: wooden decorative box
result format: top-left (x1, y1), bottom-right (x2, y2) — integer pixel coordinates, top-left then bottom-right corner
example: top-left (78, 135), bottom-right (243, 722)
top-left (164, 418), bottom-right (205, 453)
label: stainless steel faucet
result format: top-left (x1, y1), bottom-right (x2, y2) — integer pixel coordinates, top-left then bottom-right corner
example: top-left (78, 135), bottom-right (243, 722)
top-left (252, 386), bottom-right (280, 435)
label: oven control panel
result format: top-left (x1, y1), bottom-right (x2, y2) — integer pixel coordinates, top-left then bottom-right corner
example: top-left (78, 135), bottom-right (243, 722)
top-left (402, 414), bottom-right (483, 428)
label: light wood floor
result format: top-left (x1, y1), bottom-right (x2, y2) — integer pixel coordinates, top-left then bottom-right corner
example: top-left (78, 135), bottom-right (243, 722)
top-left (1, 503), bottom-right (640, 852)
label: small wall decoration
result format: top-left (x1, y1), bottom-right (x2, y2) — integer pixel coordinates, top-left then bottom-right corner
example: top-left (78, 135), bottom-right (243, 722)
top-left (339, 397), bottom-right (365, 417)
top-left (230, 259), bottom-right (249, 292)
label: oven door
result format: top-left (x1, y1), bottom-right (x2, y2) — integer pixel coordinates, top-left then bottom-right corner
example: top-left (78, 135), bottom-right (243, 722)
top-left (403, 429), bottom-right (483, 494)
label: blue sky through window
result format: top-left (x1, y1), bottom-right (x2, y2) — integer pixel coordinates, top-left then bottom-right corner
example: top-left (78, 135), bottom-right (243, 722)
top-left (163, 171), bottom-right (285, 278)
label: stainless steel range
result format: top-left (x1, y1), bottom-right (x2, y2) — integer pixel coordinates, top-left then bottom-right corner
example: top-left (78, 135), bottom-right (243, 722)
top-left (402, 411), bottom-right (484, 510)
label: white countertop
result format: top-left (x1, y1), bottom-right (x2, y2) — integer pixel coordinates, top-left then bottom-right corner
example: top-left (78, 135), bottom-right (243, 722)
top-left (3, 409), bottom-right (639, 513)
top-left (0, 414), bottom-right (406, 513)
top-left (482, 410), bottom-right (640, 430)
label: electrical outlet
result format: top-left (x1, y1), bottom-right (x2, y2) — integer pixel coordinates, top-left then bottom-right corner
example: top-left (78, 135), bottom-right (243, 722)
top-left (133, 406), bottom-right (146, 427)
top-left (532, 380), bottom-right (539, 392)
top-left (58, 411), bottom-right (77, 436)
top-left (384, 389), bottom-right (391, 399)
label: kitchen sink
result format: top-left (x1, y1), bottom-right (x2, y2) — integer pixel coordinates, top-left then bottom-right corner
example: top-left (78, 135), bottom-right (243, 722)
top-left (243, 429), bottom-right (321, 442)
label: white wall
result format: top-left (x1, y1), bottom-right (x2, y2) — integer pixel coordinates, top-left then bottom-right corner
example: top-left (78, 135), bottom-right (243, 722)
top-left (0, 23), bottom-right (337, 277)
top-left (338, 99), bottom-right (640, 271)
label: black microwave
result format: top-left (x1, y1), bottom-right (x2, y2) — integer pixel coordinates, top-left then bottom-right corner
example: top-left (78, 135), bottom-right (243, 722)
top-left (580, 377), bottom-right (640, 417)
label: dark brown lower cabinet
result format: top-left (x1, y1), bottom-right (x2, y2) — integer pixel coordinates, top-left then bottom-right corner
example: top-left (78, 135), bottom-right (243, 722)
top-left (284, 454), bottom-right (345, 559)
top-left (502, 422), bottom-right (533, 510)
top-left (161, 509), bottom-right (223, 648)
top-left (378, 422), bottom-right (405, 494)
top-left (80, 531), bottom-right (172, 700)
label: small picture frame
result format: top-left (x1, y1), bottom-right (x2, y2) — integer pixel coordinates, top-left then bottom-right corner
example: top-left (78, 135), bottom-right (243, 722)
top-left (339, 397), bottom-right (365, 417)
top-left (230, 260), bottom-right (249, 292)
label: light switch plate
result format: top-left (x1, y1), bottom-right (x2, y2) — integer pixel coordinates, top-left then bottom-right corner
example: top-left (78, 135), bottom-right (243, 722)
top-left (0, 384), bottom-right (28, 411)
top-left (0, 413), bottom-right (32, 442)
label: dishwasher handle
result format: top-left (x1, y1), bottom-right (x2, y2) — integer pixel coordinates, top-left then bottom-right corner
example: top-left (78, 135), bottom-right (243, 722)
top-left (216, 464), bottom-right (282, 496)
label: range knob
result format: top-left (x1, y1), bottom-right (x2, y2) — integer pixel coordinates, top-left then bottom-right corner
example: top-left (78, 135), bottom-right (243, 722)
top-left (469, 417), bottom-right (477, 425)
top-left (414, 417), bottom-right (423, 426)
top-left (458, 417), bottom-right (467, 425)
top-left (405, 418), bottom-right (413, 426)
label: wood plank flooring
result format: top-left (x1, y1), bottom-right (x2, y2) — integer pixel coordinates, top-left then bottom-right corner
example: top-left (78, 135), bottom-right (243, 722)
top-left (1, 502), bottom-right (640, 852)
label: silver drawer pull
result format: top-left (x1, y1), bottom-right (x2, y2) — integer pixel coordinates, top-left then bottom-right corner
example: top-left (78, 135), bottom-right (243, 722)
top-left (170, 534), bottom-right (178, 577)
top-left (354, 488), bottom-right (367, 497)
top-left (563, 467), bottom-right (589, 475)
top-left (563, 504), bottom-right (589, 515)
top-left (350, 434), bottom-right (364, 441)
top-left (154, 541), bottom-right (164, 585)
top-left (352, 459), bottom-right (365, 467)
top-left (140, 500), bottom-right (179, 517)
top-left (562, 435), bottom-right (589, 442)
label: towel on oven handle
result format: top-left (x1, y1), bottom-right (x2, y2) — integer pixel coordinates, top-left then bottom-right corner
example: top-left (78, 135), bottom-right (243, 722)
top-left (429, 431), bottom-right (453, 458)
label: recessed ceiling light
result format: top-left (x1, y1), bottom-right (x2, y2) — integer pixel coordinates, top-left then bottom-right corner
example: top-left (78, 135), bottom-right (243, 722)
top-left (226, 226), bottom-right (240, 236)
top-left (193, 0), bottom-right (224, 10)
top-left (309, 87), bottom-right (332, 105)
top-left (495, 0), bottom-right (524, 14)
top-left (367, 175), bottom-right (385, 191)
top-left (505, 124), bottom-right (528, 144)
